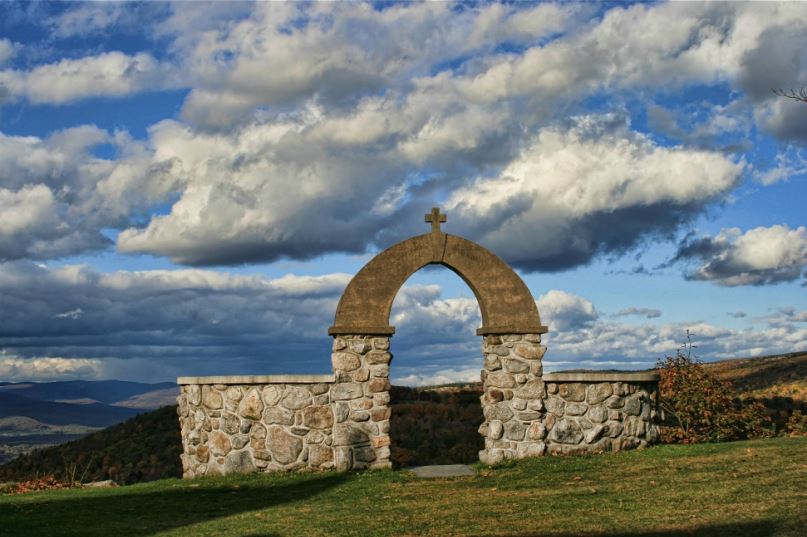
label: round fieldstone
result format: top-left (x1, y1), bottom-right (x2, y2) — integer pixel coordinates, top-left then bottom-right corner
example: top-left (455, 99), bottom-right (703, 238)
top-left (504, 359), bottom-right (530, 373)
top-left (187, 385), bottom-right (201, 406)
top-left (332, 382), bottom-right (363, 400)
top-left (209, 431), bottom-right (232, 456)
top-left (545, 397), bottom-right (566, 416)
top-left (527, 422), bottom-right (546, 440)
top-left (486, 371), bottom-right (516, 388)
top-left (263, 406), bottom-right (294, 425)
top-left (517, 379), bottom-right (546, 399)
top-left (281, 387), bottom-right (312, 410)
top-left (266, 426), bottom-right (303, 464)
top-left (308, 444), bottom-right (334, 467)
top-left (489, 420), bottom-right (504, 439)
top-left (202, 386), bottom-right (223, 410)
top-left (366, 351), bottom-right (392, 365)
top-left (261, 386), bottom-right (282, 406)
top-left (548, 418), bottom-right (584, 444)
top-left (587, 404), bottom-right (608, 423)
top-left (586, 383), bottom-right (613, 405)
top-left (332, 352), bottom-right (361, 371)
top-left (514, 343), bottom-right (545, 360)
top-left (303, 406), bottom-right (334, 429)
top-left (559, 383), bottom-right (586, 402)
top-left (238, 388), bottom-right (263, 420)
top-left (505, 420), bottom-right (526, 441)
top-left (222, 413), bottom-right (240, 435)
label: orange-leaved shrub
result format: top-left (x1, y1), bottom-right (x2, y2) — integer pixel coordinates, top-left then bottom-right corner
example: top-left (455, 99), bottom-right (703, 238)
top-left (657, 337), bottom-right (771, 444)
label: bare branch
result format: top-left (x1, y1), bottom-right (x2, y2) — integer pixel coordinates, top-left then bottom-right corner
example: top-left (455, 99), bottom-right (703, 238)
top-left (772, 87), bottom-right (807, 103)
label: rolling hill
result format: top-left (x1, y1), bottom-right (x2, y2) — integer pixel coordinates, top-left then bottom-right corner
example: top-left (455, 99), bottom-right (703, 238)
top-left (1, 351), bottom-right (804, 485)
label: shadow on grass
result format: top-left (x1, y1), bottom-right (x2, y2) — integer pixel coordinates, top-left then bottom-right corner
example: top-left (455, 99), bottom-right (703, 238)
top-left (0, 472), bottom-right (348, 537)
top-left (509, 519), bottom-right (783, 537)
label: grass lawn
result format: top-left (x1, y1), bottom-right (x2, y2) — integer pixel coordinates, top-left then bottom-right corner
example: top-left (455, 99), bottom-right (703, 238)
top-left (1, 437), bottom-right (805, 537)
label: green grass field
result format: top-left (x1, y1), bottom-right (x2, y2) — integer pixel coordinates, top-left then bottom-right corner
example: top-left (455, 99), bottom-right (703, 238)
top-left (1, 437), bottom-right (805, 537)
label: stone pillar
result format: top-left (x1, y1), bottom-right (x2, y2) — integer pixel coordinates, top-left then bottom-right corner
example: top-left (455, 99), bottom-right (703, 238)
top-left (478, 333), bottom-right (547, 465)
top-left (330, 335), bottom-right (393, 471)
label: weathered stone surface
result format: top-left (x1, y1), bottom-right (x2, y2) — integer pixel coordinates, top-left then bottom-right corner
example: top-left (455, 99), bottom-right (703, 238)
top-left (332, 383), bottom-right (363, 400)
top-left (371, 407), bottom-right (391, 421)
top-left (332, 352), bottom-right (361, 371)
top-left (202, 386), bottom-right (223, 409)
top-left (332, 337), bottom-right (347, 351)
top-left (517, 380), bottom-right (546, 400)
top-left (527, 422), bottom-right (546, 440)
top-left (512, 398), bottom-right (527, 410)
top-left (505, 420), bottom-right (526, 441)
top-left (484, 354), bottom-right (502, 371)
top-left (351, 368), bottom-right (371, 382)
top-left (486, 418), bottom-right (503, 439)
top-left (585, 424), bottom-right (604, 444)
top-left (605, 421), bottom-right (624, 437)
top-left (308, 444), bottom-right (333, 467)
top-left (224, 450), bottom-right (255, 474)
top-left (366, 351), bottom-right (391, 365)
top-left (187, 385), bottom-right (201, 406)
top-left (195, 445), bottom-right (209, 463)
top-left (263, 406), bottom-right (293, 425)
top-left (351, 411), bottom-right (370, 422)
top-left (516, 411), bottom-right (542, 421)
top-left (504, 359), bottom-right (530, 373)
top-left (372, 338), bottom-right (390, 350)
top-left (303, 406), bottom-right (333, 429)
top-left (333, 424), bottom-right (370, 446)
top-left (605, 395), bottom-right (625, 409)
top-left (587, 404), bottom-right (607, 423)
top-left (334, 402), bottom-right (349, 423)
top-left (485, 402), bottom-right (514, 422)
top-left (565, 402), bottom-right (588, 416)
top-left (238, 388), bottom-right (263, 420)
top-left (350, 398), bottom-right (373, 410)
top-left (586, 383), bottom-right (613, 405)
top-left (371, 435), bottom-right (391, 448)
top-left (624, 396), bottom-right (641, 416)
top-left (516, 442), bottom-right (546, 458)
top-left (559, 383), bottom-right (586, 402)
top-left (486, 371), bottom-right (516, 388)
top-left (231, 435), bottom-right (249, 450)
top-left (374, 392), bottom-right (391, 406)
top-left (547, 383), bottom-right (558, 394)
top-left (514, 343), bottom-right (545, 360)
top-left (209, 431), bottom-right (232, 456)
top-left (367, 378), bottom-right (390, 393)
top-left (545, 397), bottom-right (566, 416)
top-left (222, 413), bottom-right (240, 435)
top-left (281, 387), bottom-right (312, 410)
top-left (266, 426), bottom-right (302, 464)
top-left (549, 418), bottom-right (584, 444)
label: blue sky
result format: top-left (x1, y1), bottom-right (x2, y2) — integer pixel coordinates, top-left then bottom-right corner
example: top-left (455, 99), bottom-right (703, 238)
top-left (0, 1), bottom-right (805, 385)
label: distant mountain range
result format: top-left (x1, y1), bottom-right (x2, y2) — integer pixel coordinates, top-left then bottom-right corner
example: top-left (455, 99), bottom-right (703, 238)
top-left (0, 380), bottom-right (179, 464)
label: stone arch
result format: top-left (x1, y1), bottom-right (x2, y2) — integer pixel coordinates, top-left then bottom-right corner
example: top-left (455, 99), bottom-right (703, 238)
top-left (329, 209), bottom-right (547, 336)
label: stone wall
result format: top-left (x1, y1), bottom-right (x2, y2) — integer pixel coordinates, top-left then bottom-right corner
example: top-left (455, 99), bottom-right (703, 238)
top-left (478, 333), bottom-right (548, 465)
top-left (330, 335), bottom-right (393, 471)
top-left (177, 375), bottom-right (336, 478)
top-left (178, 336), bottom-right (660, 477)
top-left (477, 334), bottom-right (659, 464)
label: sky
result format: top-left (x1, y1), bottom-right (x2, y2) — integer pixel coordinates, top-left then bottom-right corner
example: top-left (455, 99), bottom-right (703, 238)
top-left (0, 1), bottom-right (805, 386)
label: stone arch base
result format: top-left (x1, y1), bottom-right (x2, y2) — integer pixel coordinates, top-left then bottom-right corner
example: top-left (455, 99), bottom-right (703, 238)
top-left (177, 335), bottom-right (659, 477)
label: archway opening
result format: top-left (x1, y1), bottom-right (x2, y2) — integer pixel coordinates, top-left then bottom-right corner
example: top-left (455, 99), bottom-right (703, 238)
top-left (386, 265), bottom-right (485, 467)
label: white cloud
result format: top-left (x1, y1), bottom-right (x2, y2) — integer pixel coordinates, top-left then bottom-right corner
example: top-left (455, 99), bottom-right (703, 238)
top-left (0, 51), bottom-right (177, 105)
top-left (446, 114), bottom-right (743, 270)
top-left (674, 225), bottom-right (807, 286)
top-left (0, 126), bottom-right (179, 261)
top-left (0, 38), bottom-right (16, 66)
top-left (537, 290), bottom-right (598, 331)
top-left (612, 307), bottom-right (662, 319)
top-left (0, 354), bottom-right (104, 382)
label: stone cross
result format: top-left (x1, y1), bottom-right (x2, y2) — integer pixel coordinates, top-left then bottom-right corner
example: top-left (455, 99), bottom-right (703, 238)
top-left (425, 207), bottom-right (447, 234)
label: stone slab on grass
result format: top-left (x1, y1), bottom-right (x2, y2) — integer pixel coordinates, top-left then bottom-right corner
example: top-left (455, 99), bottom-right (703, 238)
top-left (409, 464), bottom-right (476, 478)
